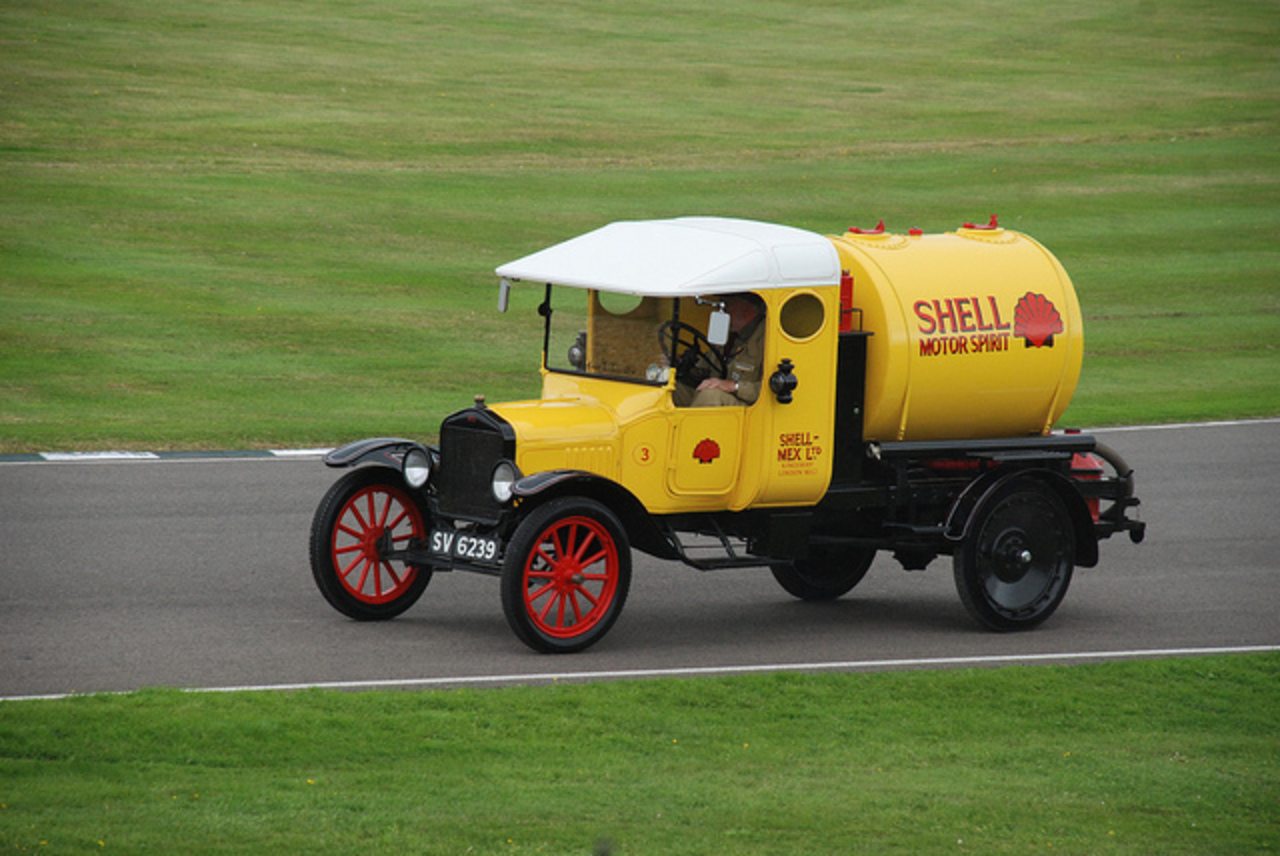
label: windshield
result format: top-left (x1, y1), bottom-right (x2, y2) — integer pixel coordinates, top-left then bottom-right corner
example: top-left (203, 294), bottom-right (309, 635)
top-left (542, 287), bottom-right (683, 385)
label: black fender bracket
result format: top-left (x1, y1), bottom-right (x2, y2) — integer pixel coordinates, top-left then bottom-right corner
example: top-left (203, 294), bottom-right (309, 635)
top-left (323, 437), bottom-right (430, 470)
top-left (944, 468), bottom-right (1100, 568)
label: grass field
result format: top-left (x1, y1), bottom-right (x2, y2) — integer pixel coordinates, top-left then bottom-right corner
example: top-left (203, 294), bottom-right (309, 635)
top-left (2, 3), bottom-right (1278, 852)
top-left (2, 0), bottom-right (1278, 451)
top-left (1, 654), bottom-right (1277, 853)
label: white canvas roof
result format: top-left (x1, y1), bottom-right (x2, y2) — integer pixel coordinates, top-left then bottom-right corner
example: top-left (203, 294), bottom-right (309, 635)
top-left (495, 217), bottom-right (841, 297)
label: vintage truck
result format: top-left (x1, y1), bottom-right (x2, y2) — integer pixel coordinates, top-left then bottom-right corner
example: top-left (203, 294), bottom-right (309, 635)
top-left (309, 216), bottom-right (1145, 652)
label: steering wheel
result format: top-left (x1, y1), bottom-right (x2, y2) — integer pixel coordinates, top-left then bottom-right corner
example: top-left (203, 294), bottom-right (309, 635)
top-left (658, 320), bottom-right (726, 387)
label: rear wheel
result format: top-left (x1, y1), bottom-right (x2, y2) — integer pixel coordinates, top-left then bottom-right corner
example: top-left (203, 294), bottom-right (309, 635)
top-left (771, 548), bottom-right (875, 600)
top-left (501, 497), bottom-right (631, 653)
top-left (309, 467), bottom-right (431, 620)
top-left (954, 478), bottom-right (1074, 631)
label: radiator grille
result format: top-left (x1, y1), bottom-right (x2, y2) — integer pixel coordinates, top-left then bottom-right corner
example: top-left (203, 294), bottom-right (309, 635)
top-left (436, 410), bottom-right (514, 523)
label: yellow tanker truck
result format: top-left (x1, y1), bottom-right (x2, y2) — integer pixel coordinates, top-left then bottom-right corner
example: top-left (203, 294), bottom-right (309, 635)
top-left (310, 216), bottom-right (1146, 652)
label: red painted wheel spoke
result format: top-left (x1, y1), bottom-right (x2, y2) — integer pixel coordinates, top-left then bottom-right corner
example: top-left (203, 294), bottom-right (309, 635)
top-left (565, 524), bottom-right (581, 561)
top-left (578, 547), bottom-right (608, 569)
top-left (376, 495), bottom-right (395, 529)
top-left (537, 591), bottom-right (560, 623)
top-left (574, 586), bottom-right (599, 607)
top-left (340, 549), bottom-right (367, 576)
top-left (555, 590), bottom-right (567, 628)
top-left (354, 560), bottom-right (372, 593)
top-left (378, 561), bottom-right (403, 595)
top-left (350, 499), bottom-right (371, 532)
top-left (528, 580), bottom-right (555, 603)
top-left (572, 529), bottom-right (597, 563)
top-left (337, 522), bottom-right (365, 540)
top-left (386, 506), bottom-right (409, 532)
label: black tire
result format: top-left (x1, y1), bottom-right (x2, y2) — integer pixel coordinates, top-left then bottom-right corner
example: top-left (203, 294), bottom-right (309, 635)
top-left (953, 477), bottom-right (1075, 631)
top-left (309, 467), bottom-right (432, 621)
top-left (771, 548), bottom-right (876, 600)
top-left (500, 497), bottom-right (631, 653)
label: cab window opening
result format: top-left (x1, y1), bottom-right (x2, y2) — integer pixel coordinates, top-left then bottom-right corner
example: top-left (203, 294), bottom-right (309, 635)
top-left (538, 287), bottom-right (766, 407)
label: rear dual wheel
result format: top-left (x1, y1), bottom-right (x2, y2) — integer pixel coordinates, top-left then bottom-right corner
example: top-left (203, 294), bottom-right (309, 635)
top-left (771, 548), bottom-right (875, 600)
top-left (501, 497), bottom-right (631, 653)
top-left (954, 478), bottom-right (1075, 631)
top-left (309, 468), bottom-right (432, 620)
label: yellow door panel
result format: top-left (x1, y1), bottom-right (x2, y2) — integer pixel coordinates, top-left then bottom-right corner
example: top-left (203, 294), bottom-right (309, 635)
top-left (668, 408), bottom-right (744, 496)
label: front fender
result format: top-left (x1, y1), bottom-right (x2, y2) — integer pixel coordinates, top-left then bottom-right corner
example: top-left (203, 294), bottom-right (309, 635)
top-left (512, 469), bottom-right (679, 561)
top-left (324, 437), bottom-right (432, 470)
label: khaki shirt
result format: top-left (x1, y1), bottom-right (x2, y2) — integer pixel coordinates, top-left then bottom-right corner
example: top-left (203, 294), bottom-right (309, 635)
top-left (679, 316), bottom-right (765, 407)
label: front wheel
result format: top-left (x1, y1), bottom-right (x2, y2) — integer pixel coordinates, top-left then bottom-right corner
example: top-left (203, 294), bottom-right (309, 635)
top-left (771, 548), bottom-right (875, 600)
top-left (954, 478), bottom-right (1075, 631)
top-left (500, 497), bottom-right (631, 653)
top-left (309, 467), bottom-right (432, 620)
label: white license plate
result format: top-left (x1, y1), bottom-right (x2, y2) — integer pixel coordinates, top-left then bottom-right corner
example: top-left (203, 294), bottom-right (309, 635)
top-left (429, 530), bottom-right (501, 563)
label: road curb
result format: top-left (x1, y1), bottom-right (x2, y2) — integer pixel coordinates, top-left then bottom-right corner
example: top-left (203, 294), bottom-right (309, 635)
top-left (0, 448), bottom-right (334, 464)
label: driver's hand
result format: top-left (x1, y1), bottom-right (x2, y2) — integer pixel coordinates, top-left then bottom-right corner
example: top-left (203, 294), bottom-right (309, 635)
top-left (696, 378), bottom-right (736, 394)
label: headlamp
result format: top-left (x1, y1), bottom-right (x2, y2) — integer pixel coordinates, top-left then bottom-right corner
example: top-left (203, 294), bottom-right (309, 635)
top-left (491, 460), bottom-right (519, 503)
top-left (402, 447), bottom-right (432, 489)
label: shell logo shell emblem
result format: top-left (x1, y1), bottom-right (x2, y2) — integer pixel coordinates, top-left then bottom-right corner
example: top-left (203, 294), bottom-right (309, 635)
top-left (692, 438), bottom-right (721, 464)
top-left (1013, 292), bottom-right (1064, 348)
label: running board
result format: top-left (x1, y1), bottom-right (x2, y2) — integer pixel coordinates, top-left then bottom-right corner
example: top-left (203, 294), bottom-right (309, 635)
top-left (660, 520), bottom-right (774, 571)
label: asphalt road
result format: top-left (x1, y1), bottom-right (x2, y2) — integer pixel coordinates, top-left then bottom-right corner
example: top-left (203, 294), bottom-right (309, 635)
top-left (1, 421), bottom-right (1277, 699)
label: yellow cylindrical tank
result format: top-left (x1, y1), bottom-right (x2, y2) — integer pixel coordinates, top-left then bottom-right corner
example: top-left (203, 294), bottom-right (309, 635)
top-left (828, 222), bottom-right (1083, 442)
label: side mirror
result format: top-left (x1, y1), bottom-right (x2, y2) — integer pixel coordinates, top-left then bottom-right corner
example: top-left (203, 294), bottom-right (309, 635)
top-left (498, 278), bottom-right (512, 313)
top-left (706, 308), bottom-right (730, 346)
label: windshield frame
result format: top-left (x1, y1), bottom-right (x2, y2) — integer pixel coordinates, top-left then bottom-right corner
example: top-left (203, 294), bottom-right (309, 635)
top-left (538, 284), bottom-right (685, 388)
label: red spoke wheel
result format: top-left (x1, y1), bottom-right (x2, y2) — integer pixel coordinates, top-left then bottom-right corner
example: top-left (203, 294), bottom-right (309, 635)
top-left (954, 477), bottom-right (1075, 631)
top-left (501, 498), bottom-right (631, 653)
top-left (309, 468), bottom-right (432, 620)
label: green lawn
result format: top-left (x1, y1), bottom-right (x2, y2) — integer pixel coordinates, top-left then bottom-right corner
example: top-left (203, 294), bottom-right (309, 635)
top-left (2, 654), bottom-right (1277, 853)
top-left (2, 0), bottom-right (1277, 451)
top-left (2, 5), bottom-right (1277, 850)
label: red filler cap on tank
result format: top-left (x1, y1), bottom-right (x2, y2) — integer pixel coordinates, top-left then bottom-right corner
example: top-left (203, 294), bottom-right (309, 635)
top-left (962, 215), bottom-right (1000, 230)
top-left (848, 220), bottom-right (886, 235)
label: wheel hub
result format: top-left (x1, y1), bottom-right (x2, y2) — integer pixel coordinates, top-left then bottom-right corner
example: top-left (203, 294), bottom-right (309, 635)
top-left (552, 559), bottom-right (585, 592)
top-left (359, 526), bottom-right (386, 561)
top-left (993, 534), bottom-right (1033, 583)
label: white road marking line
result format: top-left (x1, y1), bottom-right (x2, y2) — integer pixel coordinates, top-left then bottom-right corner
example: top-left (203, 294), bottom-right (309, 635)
top-left (1088, 418), bottom-right (1280, 432)
top-left (39, 451), bottom-right (161, 461)
top-left (4, 645), bottom-right (1276, 702)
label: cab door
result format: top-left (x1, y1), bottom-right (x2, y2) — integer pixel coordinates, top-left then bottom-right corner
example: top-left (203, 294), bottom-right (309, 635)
top-left (667, 407), bottom-right (745, 496)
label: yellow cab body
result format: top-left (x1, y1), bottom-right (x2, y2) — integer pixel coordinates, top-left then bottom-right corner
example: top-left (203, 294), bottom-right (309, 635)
top-left (492, 218), bottom-right (845, 516)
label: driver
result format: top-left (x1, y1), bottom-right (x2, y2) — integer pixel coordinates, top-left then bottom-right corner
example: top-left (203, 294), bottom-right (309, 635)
top-left (675, 292), bottom-right (766, 407)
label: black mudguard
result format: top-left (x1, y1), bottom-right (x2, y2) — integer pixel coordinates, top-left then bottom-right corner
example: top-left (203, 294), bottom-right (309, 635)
top-left (323, 437), bottom-right (431, 470)
top-left (944, 467), bottom-right (1100, 568)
